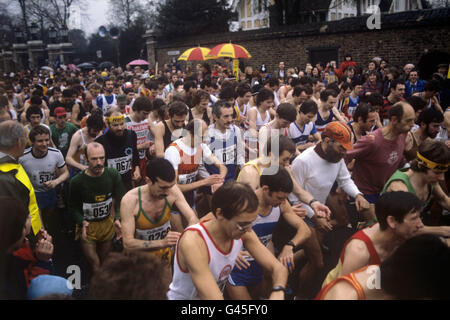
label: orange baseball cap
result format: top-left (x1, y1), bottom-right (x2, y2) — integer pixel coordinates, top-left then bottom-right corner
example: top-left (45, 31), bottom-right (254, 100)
top-left (323, 121), bottom-right (353, 150)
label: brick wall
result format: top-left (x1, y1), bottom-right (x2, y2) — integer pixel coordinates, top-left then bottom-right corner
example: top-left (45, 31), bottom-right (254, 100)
top-left (148, 8), bottom-right (450, 75)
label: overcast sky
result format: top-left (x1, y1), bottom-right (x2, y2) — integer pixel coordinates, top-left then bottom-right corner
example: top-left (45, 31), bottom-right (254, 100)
top-left (84, 0), bottom-right (110, 36)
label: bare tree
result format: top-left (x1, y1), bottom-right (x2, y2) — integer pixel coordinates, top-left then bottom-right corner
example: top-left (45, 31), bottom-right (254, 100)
top-left (27, 0), bottom-right (86, 29)
top-left (108, 0), bottom-right (143, 29)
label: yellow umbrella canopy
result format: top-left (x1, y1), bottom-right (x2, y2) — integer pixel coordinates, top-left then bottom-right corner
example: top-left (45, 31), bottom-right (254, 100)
top-left (207, 43), bottom-right (252, 59)
top-left (178, 47), bottom-right (216, 61)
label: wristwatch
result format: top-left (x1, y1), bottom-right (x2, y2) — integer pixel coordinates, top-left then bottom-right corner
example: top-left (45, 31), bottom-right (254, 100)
top-left (286, 241), bottom-right (296, 249)
top-left (272, 286), bottom-right (286, 292)
top-left (308, 198), bottom-right (319, 206)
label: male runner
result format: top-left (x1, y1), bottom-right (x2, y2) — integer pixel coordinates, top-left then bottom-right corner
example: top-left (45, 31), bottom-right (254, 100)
top-left (289, 121), bottom-right (369, 299)
top-left (68, 142), bottom-right (125, 273)
top-left (120, 158), bottom-right (199, 264)
top-left (238, 136), bottom-right (330, 218)
top-left (95, 110), bottom-right (140, 191)
top-left (167, 181), bottom-right (288, 300)
top-left (125, 97), bottom-right (153, 180)
top-left (154, 101), bottom-right (188, 158)
top-left (317, 234), bottom-right (450, 300)
top-left (19, 125), bottom-right (69, 236)
top-left (289, 99), bottom-right (321, 152)
top-left (50, 107), bottom-right (78, 158)
top-left (65, 109), bottom-right (104, 174)
top-left (258, 102), bottom-right (297, 151)
top-left (96, 78), bottom-right (117, 115)
top-left (165, 119), bottom-right (226, 210)
top-left (383, 140), bottom-right (450, 237)
top-left (227, 168), bottom-right (311, 299)
top-left (322, 191), bottom-right (424, 287)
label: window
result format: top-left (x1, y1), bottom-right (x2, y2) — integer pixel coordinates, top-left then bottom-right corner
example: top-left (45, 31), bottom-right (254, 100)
top-left (338, 12), bottom-right (342, 19)
top-left (262, 18), bottom-right (268, 26)
top-left (255, 19), bottom-right (260, 28)
top-left (247, 20), bottom-right (252, 29)
top-left (331, 12), bottom-right (336, 20)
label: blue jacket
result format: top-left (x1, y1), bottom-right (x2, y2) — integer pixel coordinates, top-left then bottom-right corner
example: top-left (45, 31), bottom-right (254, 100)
top-left (405, 79), bottom-right (426, 97)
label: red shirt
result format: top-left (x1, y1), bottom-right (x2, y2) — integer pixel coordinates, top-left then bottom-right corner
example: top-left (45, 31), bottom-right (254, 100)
top-left (345, 128), bottom-right (407, 195)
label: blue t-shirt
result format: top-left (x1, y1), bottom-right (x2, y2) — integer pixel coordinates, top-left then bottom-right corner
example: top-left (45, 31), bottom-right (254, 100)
top-left (289, 121), bottom-right (317, 146)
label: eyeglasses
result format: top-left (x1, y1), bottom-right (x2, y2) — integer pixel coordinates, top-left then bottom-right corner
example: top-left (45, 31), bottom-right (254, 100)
top-left (235, 222), bottom-right (253, 232)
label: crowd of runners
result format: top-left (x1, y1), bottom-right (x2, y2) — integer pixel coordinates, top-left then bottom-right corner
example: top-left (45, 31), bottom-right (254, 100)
top-left (0, 56), bottom-right (450, 300)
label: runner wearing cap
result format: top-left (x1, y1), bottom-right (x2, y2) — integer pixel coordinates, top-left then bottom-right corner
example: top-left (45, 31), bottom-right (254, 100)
top-left (50, 107), bottom-right (78, 158)
top-left (289, 121), bottom-right (369, 299)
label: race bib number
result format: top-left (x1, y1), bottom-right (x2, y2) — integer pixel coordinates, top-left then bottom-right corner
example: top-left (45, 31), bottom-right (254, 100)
top-left (135, 222), bottom-right (171, 241)
top-left (38, 172), bottom-right (54, 185)
top-left (259, 234), bottom-right (272, 248)
top-left (178, 171), bottom-right (197, 185)
top-left (214, 145), bottom-right (236, 165)
top-left (107, 155), bottom-right (132, 175)
top-left (83, 198), bottom-right (113, 220)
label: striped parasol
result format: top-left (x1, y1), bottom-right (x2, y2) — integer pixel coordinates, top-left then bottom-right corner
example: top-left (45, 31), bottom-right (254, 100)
top-left (207, 43), bottom-right (252, 59)
top-left (178, 47), bottom-right (216, 61)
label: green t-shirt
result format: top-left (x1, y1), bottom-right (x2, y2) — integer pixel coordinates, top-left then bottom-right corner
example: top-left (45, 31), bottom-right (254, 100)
top-left (50, 122), bottom-right (79, 158)
top-left (382, 168), bottom-right (434, 211)
top-left (69, 167), bottom-right (125, 225)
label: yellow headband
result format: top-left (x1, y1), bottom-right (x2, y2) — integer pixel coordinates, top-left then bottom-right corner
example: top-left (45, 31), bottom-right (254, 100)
top-left (108, 115), bottom-right (125, 124)
top-left (416, 152), bottom-right (449, 172)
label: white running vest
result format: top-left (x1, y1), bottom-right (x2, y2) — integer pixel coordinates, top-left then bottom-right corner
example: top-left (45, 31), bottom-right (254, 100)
top-left (167, 222), bottom-right (243, 300)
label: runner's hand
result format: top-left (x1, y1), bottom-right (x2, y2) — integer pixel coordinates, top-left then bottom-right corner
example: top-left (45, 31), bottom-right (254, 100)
top-left (278, 246), bottom-right (295, 273)
top-left (203, 174), bottom-right (224, 186)
top-left (311, 201), bottom-right (331, 220)
top-left (163, 231), bottom-right (181, 247)
top-left (315, 217), bottom-right (333, 232)
top-left (234, 251), bottom-right (252, 270)
top-left (114, 219), bottom-right (122, 240)
top-left (292, 204), bottom-right (307, 218)
top-left (82, 221), bottom-right (89, 241)
top-left (43, 180), bottom-right (59, 189)
top-left (132, 167), bottom-right (141, 181)
top-left (355, 194), bottom-right (370, 212)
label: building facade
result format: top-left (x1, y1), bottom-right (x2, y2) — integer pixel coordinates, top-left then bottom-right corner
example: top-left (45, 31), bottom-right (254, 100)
top-left (232, 0), bottom-right (273, 31)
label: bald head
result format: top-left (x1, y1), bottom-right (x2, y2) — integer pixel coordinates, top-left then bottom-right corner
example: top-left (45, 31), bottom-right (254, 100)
top-left (85, 142), bottom-right (104, 160)
top-left (389, 101), bottom-right (415, 133)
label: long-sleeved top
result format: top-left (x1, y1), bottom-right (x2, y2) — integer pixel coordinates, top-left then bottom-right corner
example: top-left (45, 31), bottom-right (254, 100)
top-left (360, 81), bottom-right (383, 98)
top-left (289, 144), bottom-right (361, 218)
top-left (345, 128), bottom-right (407, 196)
